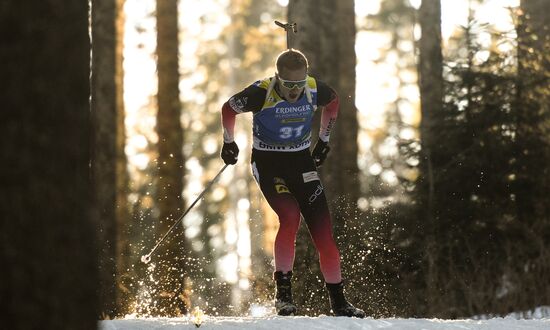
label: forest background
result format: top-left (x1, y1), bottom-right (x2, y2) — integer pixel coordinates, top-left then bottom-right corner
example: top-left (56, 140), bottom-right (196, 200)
top-left (2, 0), bottom-right (549, 329)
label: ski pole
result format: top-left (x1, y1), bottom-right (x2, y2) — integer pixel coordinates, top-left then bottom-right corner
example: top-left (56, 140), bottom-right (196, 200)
top-left (141, 164), bottom-right (229, 264)
top-left (275, 20), bottom-right (297, 49)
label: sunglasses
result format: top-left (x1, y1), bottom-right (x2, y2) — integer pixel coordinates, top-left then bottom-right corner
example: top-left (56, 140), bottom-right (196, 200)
top-left (278, 76), bottom-right (308, 89)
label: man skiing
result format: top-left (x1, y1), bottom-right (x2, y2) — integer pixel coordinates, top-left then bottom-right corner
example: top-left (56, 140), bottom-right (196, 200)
top-left (220, 49), bottom-right (365, 318)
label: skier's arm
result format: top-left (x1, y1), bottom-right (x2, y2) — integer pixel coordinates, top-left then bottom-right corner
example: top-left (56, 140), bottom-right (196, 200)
top-left (221, 103), bottom-right (239, 165)
top-left (319, 90), bottom-right (339, 142)
top-left (312, 82), bottom-right (339, 167)
top-left (221, 83), bottom-right (265, 142)
top-left (220, 83), bottom-right (266, 165)
top-left (222, 102), bottom-right (237, 143)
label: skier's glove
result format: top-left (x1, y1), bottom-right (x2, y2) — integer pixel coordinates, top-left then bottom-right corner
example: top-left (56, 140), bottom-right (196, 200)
top-left (221, 141), bottom-right (239, 165)
top-left (312, 139), bottom-right (330, 167)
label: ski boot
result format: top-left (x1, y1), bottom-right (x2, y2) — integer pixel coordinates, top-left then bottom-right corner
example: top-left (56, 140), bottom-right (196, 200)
top-left (274, 271), bottom-right (297, 316)
top-left (326, 281), bottom-right (366, 318)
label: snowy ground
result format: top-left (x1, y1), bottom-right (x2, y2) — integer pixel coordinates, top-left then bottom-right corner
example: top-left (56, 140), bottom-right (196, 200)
top-left (100, 308), bottom-right (550, 330)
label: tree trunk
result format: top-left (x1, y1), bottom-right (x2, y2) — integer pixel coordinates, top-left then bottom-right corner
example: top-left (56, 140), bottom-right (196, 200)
top-left (321, 0), bottom-right (359, 231)
top-left (154, 0), bottom-right (187, 316)
top-left (114, 0), bottom-right (132, 316)
top-left (0, 1), bottom-right (98, 329)
top-left (417, 0), bottom-right (444, 316)
top-left (287, 1), bottom-right (321, 74)
top-left (91, 0), bottom-right (124, 317)
top-left (516, 0), bottom-right (550, 223)
top-left (514, 0), bottom-right (550, 311)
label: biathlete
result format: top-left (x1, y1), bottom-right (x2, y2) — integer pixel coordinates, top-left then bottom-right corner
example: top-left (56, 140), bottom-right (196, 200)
top-left (220, 49), bottom-right (365, 318)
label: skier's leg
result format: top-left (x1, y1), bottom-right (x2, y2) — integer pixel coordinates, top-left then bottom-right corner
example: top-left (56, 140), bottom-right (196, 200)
top-left (287, 152), bottom-right (365, 318)
top-left (252, 158), bottom-right (301, 272)
top-left (297, 187), bottom-right (365, 317)
top-left (251, 151), bottom-right (299, 315)
top-left (268, 198), bottom-right (300, 315)
top-left (295, 180), bottom-right (342, 283)
top-left (285, 153), bottom-right (342, 283)
top-left (269, 193), bottom-right (301, 272)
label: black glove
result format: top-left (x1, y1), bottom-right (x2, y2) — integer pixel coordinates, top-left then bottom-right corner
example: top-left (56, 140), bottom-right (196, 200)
top-left (221, 141), bottom-right (239, 165)
top-left (312, 139), bottom-right (330, 167)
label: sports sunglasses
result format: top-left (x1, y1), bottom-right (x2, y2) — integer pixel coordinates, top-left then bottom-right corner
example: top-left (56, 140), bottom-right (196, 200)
top-left (278, 75), bottom-right (308, 89)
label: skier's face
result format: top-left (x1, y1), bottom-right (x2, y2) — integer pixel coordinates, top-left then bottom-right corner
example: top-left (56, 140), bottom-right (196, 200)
top-left (277, 68), bottom-right (307, 103)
